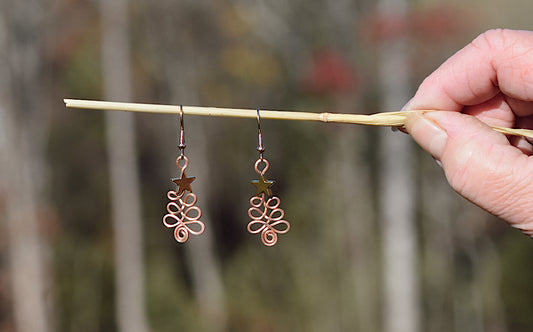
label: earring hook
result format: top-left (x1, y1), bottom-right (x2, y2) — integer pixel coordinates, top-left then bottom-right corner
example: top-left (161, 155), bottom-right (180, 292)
top-left (257, 108), bottom-right (265, 159)
top-left (178, 104), bottom-right (186, 156)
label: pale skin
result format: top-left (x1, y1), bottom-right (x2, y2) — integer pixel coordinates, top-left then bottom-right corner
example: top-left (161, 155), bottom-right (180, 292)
top-left (404, 29), bottom-right (533, 237)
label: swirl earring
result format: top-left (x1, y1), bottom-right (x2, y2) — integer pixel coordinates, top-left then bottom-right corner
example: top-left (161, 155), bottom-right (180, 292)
top-left (247, 109), bottom-right (290, 246)
top-left (162, 105), bottom-right (205, 243)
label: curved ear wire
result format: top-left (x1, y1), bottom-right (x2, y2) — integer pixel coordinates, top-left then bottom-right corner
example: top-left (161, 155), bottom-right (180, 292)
top-left (178, 104), bottom-right (186, 156)
top-left (248, 108), bottom-right (290, 246)
top-left (162, 104), bottom-right (205, 243)
top-left (256, 108), bottom-right (265, 159)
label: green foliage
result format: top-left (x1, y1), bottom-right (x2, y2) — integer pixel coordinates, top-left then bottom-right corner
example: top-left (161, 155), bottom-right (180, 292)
top-left (146, 253), bottom-right (202, 332)
top-left (500, 232), bottom-right (533, 331)
top-left (54, 238), bottom-right (116, 332)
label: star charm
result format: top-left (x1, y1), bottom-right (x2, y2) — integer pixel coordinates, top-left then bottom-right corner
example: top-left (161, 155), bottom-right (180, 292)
top-left (252, 175), bottom-right (274, 197)
top-left (172, 172), bottom-right (196, 194)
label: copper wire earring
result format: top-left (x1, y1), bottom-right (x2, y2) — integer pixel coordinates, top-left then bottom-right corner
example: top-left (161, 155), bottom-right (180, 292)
top-left (162, 105), bottom-right (205, 243)
top-left (247, 109), bottom-right (290, 246)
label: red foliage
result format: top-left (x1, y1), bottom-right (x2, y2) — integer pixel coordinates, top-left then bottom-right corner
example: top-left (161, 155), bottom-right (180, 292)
top-left (302, 49), bottom-right (357, 95)
top-left (362, 13), bottom-right (409, 42)
top-left (361, 4), bottom-right (471, 43)
top-left (411, 5), bottom-right (471, 41)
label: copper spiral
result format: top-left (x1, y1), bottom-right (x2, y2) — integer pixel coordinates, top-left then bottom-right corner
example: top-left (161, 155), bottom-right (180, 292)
top-left (163, 110), bottom-right (205, 243)
top-left (163, 189), bottom-right (204, 243)
top-left (248, 110), bottom-right (290, 246)
top-left (247, 187), bottom-right (290, 247)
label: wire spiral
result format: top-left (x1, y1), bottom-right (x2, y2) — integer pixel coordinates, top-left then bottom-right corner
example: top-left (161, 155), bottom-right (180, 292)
top-left (247, 193), bottom-right (290, 246)
top-left (163, 189), bottom-right (204, 243)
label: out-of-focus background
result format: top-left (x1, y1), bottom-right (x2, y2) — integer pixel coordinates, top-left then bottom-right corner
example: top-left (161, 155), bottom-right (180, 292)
top-left (1, 0), bottom-right (533, 331)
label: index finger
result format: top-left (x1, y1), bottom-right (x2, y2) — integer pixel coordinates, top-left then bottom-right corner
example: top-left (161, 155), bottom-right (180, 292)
top-left (406, 29), bottom-right (533, 116)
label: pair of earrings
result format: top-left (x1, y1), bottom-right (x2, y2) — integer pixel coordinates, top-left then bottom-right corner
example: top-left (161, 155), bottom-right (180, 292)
top-left (162, 106), bottom-right (290, 246)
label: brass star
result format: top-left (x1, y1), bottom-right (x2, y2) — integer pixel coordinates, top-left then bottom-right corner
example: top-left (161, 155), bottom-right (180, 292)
top-left (172, 172), bottom-right (196, 194)
top-left (252, 175), bottom-right (274, 197)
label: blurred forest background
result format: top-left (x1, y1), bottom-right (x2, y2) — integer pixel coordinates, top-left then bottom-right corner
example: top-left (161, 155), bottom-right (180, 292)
top-left (1, 0), bottom-right (533, 331)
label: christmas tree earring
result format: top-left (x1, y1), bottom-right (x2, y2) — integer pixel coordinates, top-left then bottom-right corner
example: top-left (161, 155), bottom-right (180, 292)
top-left (247, 109), bottom-right (290, 246)
top-left (163, 105), bottom-right (205, 243)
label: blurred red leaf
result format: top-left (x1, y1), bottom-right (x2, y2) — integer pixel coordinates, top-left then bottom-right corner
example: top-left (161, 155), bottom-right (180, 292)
top-left (361, 5), bottom-right (470, 43)
top-left (412, 5), bottom-right (471, 41)
top-left (302, 49), bottom-right (357, 95)
top-left (362, 13), bottom-right (409, 42)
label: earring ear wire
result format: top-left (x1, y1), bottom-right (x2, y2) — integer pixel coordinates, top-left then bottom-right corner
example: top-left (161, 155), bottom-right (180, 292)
top-left (178, 105), bottom-right (186, 155)
top-left (256, 108), bottom-right (265, 159)
top-left (162, 107), bottom-right (205, 243)
top-left (247, 108), bottom-right (290, 246)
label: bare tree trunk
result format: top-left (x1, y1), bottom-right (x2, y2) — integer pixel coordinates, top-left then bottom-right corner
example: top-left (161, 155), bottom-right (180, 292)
top-left (165, 55), bottom-right (228, 332)
top-left (182, 119), bottom-right (227, 331)
top-left (319, 93), bottom-right (379, 331)
top-left (376, 0), bottom-right (420, 331)
top-left (420, 163), bottom-right (455, 331)
top-left (100, 1), bottom-right (150, 331)
top-left (0, 112), bottom-right (51, 332)
top-left (139, 1), bottom-right (227, 328)
top-left (0, 2), bottom-right (51, 331)
top-left (324, 123), bottom-right (379, 331)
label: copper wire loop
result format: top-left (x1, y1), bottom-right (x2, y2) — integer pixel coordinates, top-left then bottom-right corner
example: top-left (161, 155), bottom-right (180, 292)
top-left (163, 189), bottom-right (205, 243)
top-left (254, 158), bottom-right (269, 176)
top-left (247, 193), bottom-right (290, 246)
top-left (176, 155), bottom-right (189, 173)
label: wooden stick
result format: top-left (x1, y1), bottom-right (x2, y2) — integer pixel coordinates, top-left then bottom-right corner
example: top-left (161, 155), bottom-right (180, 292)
top-left (64, 99), bottom-right (533, 139)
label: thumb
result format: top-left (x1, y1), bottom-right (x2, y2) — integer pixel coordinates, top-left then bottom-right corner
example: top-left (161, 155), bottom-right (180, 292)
top-left (405, 111), bottom-right (533, 236)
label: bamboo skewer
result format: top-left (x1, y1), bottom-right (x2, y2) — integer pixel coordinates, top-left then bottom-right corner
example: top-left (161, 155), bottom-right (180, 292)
top-left (64, 99), bottom-right (533, 139)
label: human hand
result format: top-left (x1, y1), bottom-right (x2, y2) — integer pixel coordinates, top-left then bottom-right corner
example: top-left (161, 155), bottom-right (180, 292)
top-left (404, 29), bottom-right (533, 236)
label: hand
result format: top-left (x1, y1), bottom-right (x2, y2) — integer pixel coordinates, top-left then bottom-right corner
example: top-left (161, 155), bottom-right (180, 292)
top-left (403, 29), bottom-right (533, 236)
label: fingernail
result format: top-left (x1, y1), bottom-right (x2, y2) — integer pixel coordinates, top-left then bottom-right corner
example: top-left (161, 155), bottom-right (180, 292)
top-left (405, 112), bottom-right (448, 159)
top-left (433, 157), bottom-right (443, 168)
top-left (391, 126), bottom-right (408, 134)
top-left (401, 98), bottom-right (414, 112)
